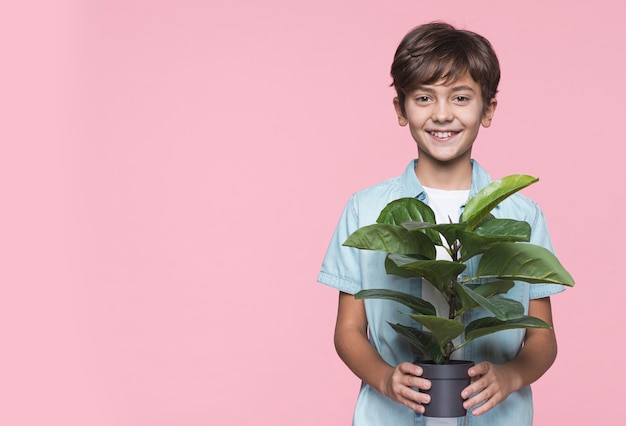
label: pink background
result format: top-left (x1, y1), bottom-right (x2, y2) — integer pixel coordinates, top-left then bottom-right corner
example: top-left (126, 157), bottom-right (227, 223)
top-left (1, 1), bottom-right (623, 425)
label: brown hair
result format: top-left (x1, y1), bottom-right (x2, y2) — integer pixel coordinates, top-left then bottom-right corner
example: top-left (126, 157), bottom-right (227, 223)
top-left (391, 22), bottom-right (500, 116)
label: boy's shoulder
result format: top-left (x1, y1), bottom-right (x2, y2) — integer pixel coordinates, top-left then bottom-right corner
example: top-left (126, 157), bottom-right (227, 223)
top-left (353, 175), bottom-right (403, 199)
top-left (350, 160), bottom-right (418, 204)
top-left (346, 169), bottom-right (412, 226)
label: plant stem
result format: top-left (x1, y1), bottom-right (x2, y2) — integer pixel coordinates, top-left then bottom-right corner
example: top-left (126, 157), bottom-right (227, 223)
top-left (445, 238), bottom-right (461, 363)
top-left (445, 279), bottom-right (456, 363)
top-left (444, 341), bottom-right (453, 364)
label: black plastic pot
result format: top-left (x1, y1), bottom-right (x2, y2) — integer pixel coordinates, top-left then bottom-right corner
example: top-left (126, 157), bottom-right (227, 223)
top-left (417, 360), bottom-right (473, 418)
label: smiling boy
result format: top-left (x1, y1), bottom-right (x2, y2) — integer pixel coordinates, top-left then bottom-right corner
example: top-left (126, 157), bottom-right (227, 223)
top-left (318, 22), bottom-right (565, 425)
top-left (394, 73), bottom-right (496, 189)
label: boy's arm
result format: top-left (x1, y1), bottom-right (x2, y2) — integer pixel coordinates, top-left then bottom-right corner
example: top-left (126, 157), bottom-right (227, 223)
top-left (461, 297), bottom-right (558, 416)
top-left (334, 291), bottom-right (432, 414)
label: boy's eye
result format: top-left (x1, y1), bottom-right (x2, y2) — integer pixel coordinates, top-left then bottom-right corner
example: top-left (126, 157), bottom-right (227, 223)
top-left (415, 96), bottom-right (431, 103)
top-left (454, 96), bottom-right (469, 103)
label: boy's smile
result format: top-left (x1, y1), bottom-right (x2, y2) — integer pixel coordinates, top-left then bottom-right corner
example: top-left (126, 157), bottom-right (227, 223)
top-left (393, 74), bottom-right (497, 170)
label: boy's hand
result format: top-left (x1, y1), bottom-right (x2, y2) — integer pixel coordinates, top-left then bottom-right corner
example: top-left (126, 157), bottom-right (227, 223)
top-left (460, 298), bottom-right (558, 416)
top-left (382, 362), bottom-right (432, 414)
top-left (461, 362), bottom-right (521, 416)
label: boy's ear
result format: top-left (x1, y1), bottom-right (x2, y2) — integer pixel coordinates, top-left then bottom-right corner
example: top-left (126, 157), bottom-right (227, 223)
top-left (481, 97), bottom-right (498, 128)
top-left (393, 97), bottom-right (408, 126)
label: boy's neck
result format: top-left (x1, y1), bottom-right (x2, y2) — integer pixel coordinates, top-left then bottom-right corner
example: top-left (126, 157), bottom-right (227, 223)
top-left (414, 158), bottom-right (473, 190)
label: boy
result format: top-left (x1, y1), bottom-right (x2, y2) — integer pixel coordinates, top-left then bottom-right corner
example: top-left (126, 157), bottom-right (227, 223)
top-left (318, 22), bottom-right (565, 425)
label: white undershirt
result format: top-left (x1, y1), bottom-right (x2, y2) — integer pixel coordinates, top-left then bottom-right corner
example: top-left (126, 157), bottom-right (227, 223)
top-left (423, 186), bottom-right (469, 226)
top-left (422, 187), bottom-right (469, 425)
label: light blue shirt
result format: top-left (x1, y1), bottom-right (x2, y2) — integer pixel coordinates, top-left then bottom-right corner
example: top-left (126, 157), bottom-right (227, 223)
top-left (318, 160), bottom-right (566, 426)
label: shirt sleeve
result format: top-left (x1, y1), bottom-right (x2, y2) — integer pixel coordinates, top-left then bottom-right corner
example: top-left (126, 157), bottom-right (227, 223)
top-left (527, 203), bottom-right (567, 299)
top-left (317, 195), bottom-right (363, 295)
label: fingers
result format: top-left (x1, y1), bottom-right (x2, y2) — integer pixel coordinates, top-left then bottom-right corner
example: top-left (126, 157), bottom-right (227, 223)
top-left (467, 361), bottom-right (489, 378)
top-left (397, 388), bottom-right (429, 414)
top-left (466, 393), bottom-right (498, 416)
top-left (461, 362), bottom-right (512, 416)
top-left (397, 361), bottom-right (422, 375)
top-left (385, 363), bottom-right (432, 413)
top-left (462, 375), bottom-right (497, 416)
top-left (396, 362), bottom-right (431, 392)
top-left (462, 361), bottom-right (490, 399)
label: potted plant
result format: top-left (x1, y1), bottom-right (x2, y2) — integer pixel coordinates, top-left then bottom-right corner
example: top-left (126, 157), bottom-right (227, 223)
top-left (343, 174), bottom-right (574, 417)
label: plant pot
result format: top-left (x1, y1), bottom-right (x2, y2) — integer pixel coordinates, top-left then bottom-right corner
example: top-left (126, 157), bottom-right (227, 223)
top-left (417, 360), bottom-right (473, 418)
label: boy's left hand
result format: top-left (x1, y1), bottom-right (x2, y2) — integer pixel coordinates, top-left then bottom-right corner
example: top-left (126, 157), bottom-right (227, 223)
top-left (461, 362), bottom-right (521, 416)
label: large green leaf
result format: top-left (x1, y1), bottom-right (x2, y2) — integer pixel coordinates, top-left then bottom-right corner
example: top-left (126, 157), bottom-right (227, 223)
top-left (343, 223), bottom-right (436, 257)
top-left (469, 242), bottom-right (575, 286)
top-left (389, 323), bottom-right (445, 363)
top-left (458, 219), bottom-right (531, 261)
top-left (461, 175), bottom-right (538, 230)
top-left (404, 314), bottom-right (464, 354)
top-left (463, 316), bottom-right (551, 344)
top-left (388, 255), bottom-right (466, 295)
top-left (455, 283), bottom-right (524, 320)
top-left (377, 198), bottom-right (442, 245)
top-left (355, 289), bottom-right (436, 316)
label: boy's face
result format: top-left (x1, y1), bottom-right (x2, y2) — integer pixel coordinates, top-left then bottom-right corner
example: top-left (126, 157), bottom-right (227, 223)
top-left (393, 74), bottom-right (497, 167)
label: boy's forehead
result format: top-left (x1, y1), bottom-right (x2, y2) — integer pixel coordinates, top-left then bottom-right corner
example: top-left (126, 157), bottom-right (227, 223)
top-left (412, 73), bottom-right (480, 91)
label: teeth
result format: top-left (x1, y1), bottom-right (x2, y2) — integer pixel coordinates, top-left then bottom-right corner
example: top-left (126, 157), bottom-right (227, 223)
top-left (431, 131), bottom-right (453, 138)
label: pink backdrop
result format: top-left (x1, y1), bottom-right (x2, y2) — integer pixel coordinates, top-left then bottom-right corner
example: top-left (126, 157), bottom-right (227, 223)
top-left (1, 1), bottom-right (623, 425)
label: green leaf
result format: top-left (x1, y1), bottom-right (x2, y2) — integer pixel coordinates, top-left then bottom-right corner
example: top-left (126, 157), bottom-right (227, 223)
top-left (464, 316), bottom-right (551, 344)
top-left (461, 175), bottom-right (539, 230)
top-left (377, 198), bottom-right (442, 245)
top-left (471, 242), bottom-right (575, 286)
top-left (403, 221), bottom-right (466, 248)
top-left (389, 323), bottom-right (445, 364)
top-left (475, 219), bottom-right (531, 240)
top-left (477, 213), bottom-right (496, 226)
top-left (343, 223), bottom-right (436, 257)
top-left (458, 219), bottom-right (531, 261)
top-left (355, 289), bottom-right (436, 316)
top-left (400, 221), bottom-right (435, 231)
top-left (388, 255), bottom-right (466, 295)
top-left (377, 197), bottom-right (436, 225)
top-left (468, 280), bottom-right (516, 297)
top-left (455, 283), bottom-right (524, 320)
top-left (404, 314), bottom-right (464, 355)
top-left (384, 255), bottom-right (424, 278)
top-left (456, 280), bottom-right (517, 315)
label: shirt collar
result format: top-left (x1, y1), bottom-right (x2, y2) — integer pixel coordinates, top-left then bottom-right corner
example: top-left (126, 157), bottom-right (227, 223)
top-left (400, 159), bottom-right (494, 207)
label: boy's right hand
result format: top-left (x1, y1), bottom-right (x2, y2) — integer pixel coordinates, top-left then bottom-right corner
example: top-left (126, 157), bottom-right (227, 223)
top-left (382, 362), bottom-right (432, 414)
top-left (334, 293), bottom-right (432, 414)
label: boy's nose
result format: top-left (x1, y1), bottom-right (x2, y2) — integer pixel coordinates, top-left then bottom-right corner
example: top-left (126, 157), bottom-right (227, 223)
top-left (432, 102), bottom-right (454, 122)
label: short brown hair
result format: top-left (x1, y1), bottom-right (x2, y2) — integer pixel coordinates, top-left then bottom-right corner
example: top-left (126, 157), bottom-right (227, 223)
top-left (391, 22), bottom-right (500, 116)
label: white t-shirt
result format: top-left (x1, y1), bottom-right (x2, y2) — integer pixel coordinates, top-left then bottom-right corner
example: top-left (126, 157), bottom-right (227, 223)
top-left (422, 187), bottom-right (469, 426)
top-left (423, 186), bottom-right (469, 226)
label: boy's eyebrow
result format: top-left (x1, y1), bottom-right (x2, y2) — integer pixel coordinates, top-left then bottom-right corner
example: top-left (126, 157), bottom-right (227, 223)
top-left (414, 86), bottom-right (436, 93)
top-left (413, 84), bottom-right (477, 93)
top-left (450, 85), bottom-right (477, 93)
